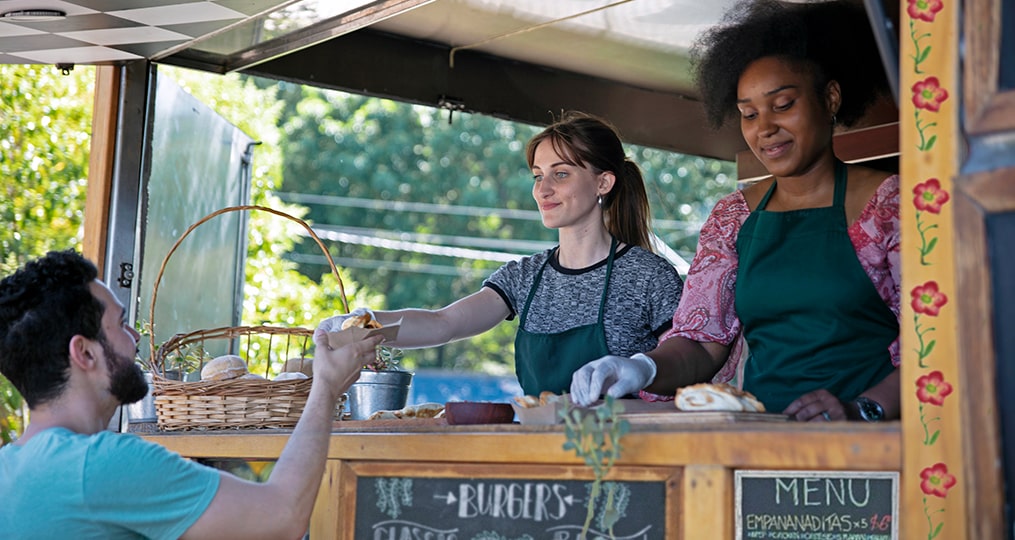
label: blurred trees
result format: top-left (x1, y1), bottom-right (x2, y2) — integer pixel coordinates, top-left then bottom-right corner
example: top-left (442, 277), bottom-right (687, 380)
top-left (0, 64), bottom-right (96, 443)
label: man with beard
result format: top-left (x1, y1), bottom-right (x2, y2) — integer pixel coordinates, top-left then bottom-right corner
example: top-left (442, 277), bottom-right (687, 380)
top-left (0, 250), bottom-right (382, 539)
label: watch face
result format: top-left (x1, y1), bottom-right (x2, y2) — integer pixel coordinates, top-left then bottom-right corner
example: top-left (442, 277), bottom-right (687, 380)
top-left (857, 397), bottom-right (884, 422)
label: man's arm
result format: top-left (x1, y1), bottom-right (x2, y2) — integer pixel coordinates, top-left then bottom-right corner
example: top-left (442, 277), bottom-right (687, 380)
top-left (180, 333), bottom-right (382, 540)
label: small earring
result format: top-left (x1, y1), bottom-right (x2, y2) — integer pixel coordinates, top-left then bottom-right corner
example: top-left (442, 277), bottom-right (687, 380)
top-left (597, 195), bottom-right (603, 207)
top-left (831, 114), bottom-right (837, 126)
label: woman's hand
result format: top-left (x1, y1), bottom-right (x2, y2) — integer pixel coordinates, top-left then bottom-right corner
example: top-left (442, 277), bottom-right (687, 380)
top-left (570, 354), bottom-right (657, 406)
top-left (783, 389), bottom-right (847, 422)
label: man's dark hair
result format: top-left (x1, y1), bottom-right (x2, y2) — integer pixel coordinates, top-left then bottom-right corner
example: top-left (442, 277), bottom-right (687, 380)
top-left (692, 0), bottom-right (890, 130)
top-left (0, 250), bottom-right (104, 407)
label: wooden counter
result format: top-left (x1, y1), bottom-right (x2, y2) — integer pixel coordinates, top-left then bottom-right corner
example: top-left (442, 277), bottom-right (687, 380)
top-left (145, 418), bottom-right (900, 539)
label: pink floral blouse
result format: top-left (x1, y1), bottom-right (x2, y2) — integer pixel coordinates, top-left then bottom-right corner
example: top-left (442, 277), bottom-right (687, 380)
top-left (643, 175), bottom-right (901, 400)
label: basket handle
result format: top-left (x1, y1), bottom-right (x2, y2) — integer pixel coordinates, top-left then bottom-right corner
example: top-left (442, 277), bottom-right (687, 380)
top-left (148, 204), bottom-right (349, 361)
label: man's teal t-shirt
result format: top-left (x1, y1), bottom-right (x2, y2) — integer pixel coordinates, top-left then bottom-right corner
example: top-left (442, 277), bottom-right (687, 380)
top-left (0, 427), bottom-right (220, 539)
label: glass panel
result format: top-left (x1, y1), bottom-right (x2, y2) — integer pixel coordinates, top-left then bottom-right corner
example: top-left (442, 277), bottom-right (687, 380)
top-left (1001, 0), bottom-right (1015, 89)
top-left (190, 0), bottom-right (375, 56)
top-left (988, 211), bottom-right (1015, 540)
top-left (137, 73), bottom-right (254, 366)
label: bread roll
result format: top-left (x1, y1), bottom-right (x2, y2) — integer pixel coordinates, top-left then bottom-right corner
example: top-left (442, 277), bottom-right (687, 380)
top-left (238, 373), bottom-right (267, 381)
top-left (201, 355), bottom-right (249, 381)
top-left (407, 403), bottom-right (445, 418)
top-left (366, 403), bottom-right (445, 420)
top-left (513, 395), bottom-right (541, 409)
top-left (272, 371), bottom-right (308, 381)
top-left (539, 391), bottom-right (561, 406)
top-left (283, 357), bottom-right (314, 377)
top-left (341, 311), bottom-right (382, 330)
top-left (675, 383), bottom-right (766, 413)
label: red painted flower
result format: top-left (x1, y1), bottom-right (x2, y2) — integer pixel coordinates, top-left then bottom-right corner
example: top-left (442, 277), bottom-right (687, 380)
top-left (912, 77), bottom-right (949, 112)
top-left (911, 281), bottom-right (948, 316)
top-left (913, 178), bottom-right (951, 214)
top-left (908, 0), bottom-right (944, 22)
top-left (916, 371), bottom-right (954, 406)
top-left (920, 463), bottom-right (957, 498)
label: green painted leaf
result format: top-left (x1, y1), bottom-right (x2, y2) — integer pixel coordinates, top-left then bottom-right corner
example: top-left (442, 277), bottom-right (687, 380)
top-left (926, 238), bottom-right (939, 252)
top-left (925, 340), bottom-right (937, 356)
top-left (917, 46), bottom-right (932, 63)
top-left (926, 135), bottom-right (938, 151)
top-left (931, 522), bottom-right (944, 539)
top-left (928, 430), bottom-right (940, 446)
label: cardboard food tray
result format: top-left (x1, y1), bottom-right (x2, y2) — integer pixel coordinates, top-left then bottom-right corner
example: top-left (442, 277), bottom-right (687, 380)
top-left (511, 401), bottom-right (564, 425)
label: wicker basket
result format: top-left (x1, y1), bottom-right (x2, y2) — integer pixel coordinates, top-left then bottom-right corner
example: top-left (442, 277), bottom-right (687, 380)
top-left (147, 205), bottom-right (349, 431)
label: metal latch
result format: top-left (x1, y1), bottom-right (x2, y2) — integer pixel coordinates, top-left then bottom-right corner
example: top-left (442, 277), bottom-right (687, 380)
top-left (116, 262), bottom-right (134, 288)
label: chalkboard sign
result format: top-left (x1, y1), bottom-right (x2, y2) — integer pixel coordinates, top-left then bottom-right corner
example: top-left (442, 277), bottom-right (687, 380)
top-left (354, 475), bottom-right (666, 539)
top-left (735, 470), bottom-right (898, 540)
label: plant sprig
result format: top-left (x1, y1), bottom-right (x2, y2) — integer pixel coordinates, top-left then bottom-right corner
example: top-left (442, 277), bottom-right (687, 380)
top-left (363, 345), bottom-right (403, 371)
top-left (561, 395), bottom-right (630, 539)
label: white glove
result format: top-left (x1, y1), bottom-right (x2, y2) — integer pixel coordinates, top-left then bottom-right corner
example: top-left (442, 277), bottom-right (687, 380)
top-left (315, 307), bottom-right (374, 339)
top-left (569, 353), bottom-right (657, 407)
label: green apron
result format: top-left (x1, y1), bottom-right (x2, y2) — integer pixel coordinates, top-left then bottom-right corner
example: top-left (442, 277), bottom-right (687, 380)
top-left (734, 161), bottom-right (897, 412)
top-left (514, 239), bottom-right (616, 395)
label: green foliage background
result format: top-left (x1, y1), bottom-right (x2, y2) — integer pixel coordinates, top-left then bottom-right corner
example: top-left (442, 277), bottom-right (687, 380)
top-left (0, 64), bottom-right (735, 443)
top-left (1, 64), bottom-right (96, 443)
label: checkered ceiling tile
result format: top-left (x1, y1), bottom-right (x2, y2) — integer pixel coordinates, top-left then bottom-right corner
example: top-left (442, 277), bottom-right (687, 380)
top-left (0, 0), bottom-right (290, 65)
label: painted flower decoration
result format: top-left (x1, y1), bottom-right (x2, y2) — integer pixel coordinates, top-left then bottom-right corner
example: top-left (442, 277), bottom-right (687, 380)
top-left (912, 281), bottom-right (948, 316)
top-left (908, 0), bottom-right (944, 22)
top-left (912, 77), bottom-right (949, 112)
top-left (917, 371), bottom-right (954, 406)
top-left (913, 179), bottom-right (951, 214)
top-left (920, 463), bottom-right (957, 498)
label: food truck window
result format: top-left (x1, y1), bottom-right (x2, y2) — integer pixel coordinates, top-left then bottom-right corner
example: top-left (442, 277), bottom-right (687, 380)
top-left (1002, 0), bottom-right (1015, 89)
top-left (989, 211), bottom-right (1015, 538)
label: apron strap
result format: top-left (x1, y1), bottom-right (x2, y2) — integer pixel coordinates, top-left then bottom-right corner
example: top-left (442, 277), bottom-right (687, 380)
top-left (519, 237), bottom-right (618, 327)
top-left (832, 159), bottom-right (847, 208)
top-left (757, 159), bottom-right (848, 211)
top-left (597, 238), bottom-right (618, 325)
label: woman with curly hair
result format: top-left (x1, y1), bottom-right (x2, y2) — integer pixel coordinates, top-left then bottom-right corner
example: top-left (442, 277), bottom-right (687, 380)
top-left (571, 0), bottom-right (901, 422)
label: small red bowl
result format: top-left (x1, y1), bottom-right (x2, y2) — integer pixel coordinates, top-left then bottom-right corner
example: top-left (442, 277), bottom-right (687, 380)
top-left (444, 401), bottom-right (515, 425)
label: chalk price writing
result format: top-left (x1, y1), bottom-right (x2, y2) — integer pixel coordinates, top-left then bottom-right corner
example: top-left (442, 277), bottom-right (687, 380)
top-left (868, 514), bottom-right (892, 531)
top-left (746, 513), bottom-right (877, 533)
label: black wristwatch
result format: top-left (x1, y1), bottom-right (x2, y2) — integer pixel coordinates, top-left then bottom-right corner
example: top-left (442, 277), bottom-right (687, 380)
top-left (854, 396), bottom-right (885, 422)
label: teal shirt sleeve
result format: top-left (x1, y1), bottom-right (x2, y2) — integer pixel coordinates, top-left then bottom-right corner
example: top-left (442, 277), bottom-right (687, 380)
top-left (82, 432), bottom-right (221, 540)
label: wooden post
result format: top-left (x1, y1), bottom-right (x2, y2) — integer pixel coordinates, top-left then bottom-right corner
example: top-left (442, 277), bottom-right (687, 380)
top-left (897, 0), bottom-right (968, 537)
top-left (681, 465), bottom-right (731, 539)
top-left (82, 65), bottom-right (120, 274)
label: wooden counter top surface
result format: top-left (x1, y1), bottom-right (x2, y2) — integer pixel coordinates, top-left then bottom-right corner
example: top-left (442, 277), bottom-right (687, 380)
top-left (143, 407), bottom-right (901, 470)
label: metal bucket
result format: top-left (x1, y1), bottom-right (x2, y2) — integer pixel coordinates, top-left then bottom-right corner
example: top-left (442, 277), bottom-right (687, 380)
top-left (346, 370), bottom-right (413, 420)
top-left (126, 371), bottom-right (157, 424)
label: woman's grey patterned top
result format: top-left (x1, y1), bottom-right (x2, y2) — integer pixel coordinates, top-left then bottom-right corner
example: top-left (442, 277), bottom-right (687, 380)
top-left (484, 244), bottom-right (683, 357)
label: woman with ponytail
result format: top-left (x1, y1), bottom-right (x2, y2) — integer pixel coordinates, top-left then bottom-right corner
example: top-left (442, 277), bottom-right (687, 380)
top-left (319, 112), bottom-right (684, 395)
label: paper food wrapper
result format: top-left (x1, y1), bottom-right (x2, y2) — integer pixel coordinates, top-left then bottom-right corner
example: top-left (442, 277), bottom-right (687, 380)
top-left (325, 318), bottom-right (401, 349)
